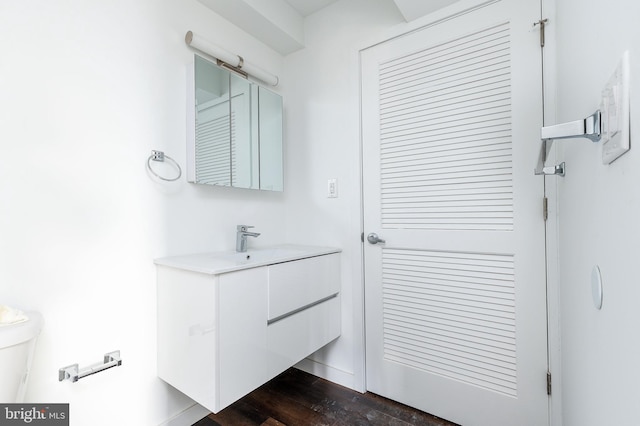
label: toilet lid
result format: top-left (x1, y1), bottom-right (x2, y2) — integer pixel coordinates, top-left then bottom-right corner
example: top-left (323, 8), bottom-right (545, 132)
top-left (0, 311), bottom-right (43, 347)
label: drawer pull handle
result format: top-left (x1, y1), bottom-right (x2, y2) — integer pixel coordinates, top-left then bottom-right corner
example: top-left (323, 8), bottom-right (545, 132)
top-left (267, 293), bottom-right (338, 325)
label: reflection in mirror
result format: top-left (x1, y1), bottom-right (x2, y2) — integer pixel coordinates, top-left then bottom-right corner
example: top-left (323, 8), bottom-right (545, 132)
top-left (187, 54), bottom-right (283, 191)
top-left (231, 74), bottom-right (254, 188)
top-left (194, 57), bottom-right (230, 185)
top-left (258, 87), bottom-right (283, 191)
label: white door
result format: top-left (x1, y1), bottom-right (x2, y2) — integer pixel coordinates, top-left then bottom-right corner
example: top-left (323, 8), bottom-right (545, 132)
top-left (362, 1), bottom-right (548, 425)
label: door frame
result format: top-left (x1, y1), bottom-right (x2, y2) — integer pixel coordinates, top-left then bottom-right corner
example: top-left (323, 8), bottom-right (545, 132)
top-left (540, 0), bottom-right (562, 424)
top-left (353, 0), bottom-right (562, 424)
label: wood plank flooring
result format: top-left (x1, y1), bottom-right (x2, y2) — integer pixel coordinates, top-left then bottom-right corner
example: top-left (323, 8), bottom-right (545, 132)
top-left (193, 368), bottom-right (458, 426)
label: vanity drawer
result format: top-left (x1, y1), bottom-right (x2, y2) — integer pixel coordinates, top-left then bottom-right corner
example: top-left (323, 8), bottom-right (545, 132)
top-left (266, 295), bottom-right (341, 377)
top-left (267, 253), bottom-right (340, 321)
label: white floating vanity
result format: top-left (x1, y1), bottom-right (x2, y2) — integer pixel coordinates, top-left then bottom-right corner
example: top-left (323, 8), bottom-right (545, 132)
top-left (154, 245), bottom-right (341, 413)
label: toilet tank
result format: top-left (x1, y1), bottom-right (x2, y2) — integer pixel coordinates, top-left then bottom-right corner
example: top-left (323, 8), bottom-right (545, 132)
top-left (0, 311), bottom-right (43, 403)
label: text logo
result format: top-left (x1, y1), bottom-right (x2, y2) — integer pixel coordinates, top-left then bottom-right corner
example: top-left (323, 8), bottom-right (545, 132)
top-left (1, 404), bottom-right (68, 425)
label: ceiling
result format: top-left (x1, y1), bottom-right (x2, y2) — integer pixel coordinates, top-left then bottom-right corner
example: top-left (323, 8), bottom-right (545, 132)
top-left (283, 0), bottom-right (461, 20)
top-left (282, 0), bottom-right (340, 17)
top-left (198, 0), bottom-right (461, 55)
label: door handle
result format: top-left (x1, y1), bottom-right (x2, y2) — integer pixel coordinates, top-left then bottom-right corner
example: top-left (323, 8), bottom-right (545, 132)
top-left (367, 233), bottom-right (386, 245)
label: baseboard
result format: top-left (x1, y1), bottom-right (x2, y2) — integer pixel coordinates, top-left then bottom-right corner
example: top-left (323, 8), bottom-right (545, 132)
top-left (295, 358), bottom-right (359, 392)
top-left (158, 403), bottom-right (210, 426)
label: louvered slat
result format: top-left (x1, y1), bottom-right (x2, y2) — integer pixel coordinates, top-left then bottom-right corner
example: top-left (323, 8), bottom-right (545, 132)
top-left (382, 248), bottom-right (517, 396)
top-left (195, 112), bottom-right (236, 185)
top-left (379, 22), bottom-right (513, 231)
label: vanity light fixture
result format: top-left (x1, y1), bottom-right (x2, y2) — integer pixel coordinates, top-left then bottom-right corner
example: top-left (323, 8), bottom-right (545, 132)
top-left (185, 31), bottom-right (279, 86)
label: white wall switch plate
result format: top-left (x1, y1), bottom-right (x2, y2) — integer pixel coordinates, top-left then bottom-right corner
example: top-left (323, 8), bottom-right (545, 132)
top-left (327, 178), bottom-right (338, 198)
top-left (601, 50), bottom-right (630, 164)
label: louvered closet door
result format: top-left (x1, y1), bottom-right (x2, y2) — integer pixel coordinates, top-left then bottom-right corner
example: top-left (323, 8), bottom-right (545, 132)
top-left (362, 1), bottom-right (548, 425)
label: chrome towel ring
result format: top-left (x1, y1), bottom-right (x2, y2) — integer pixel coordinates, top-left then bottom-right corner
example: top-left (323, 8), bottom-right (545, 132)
top-left (146, 150), bottom-right (181, 182)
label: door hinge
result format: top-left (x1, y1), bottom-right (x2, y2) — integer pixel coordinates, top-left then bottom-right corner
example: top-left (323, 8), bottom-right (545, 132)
top-left (543, 197), bottom-right (548, 221)
top-left (547, 371), bottom-right (552, 395)
top-left (533, 18), bottom-right (549, 47)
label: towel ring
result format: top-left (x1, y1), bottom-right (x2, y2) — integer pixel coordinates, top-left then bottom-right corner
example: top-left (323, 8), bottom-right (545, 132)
top-left (146, 150), bottom-right (181, 182)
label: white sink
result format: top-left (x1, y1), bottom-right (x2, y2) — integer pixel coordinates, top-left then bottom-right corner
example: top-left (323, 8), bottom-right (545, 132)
top-left (154, 244), bottom-right (341, 275)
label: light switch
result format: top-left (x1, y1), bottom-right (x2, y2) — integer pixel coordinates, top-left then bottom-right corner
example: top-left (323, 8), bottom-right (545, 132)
top-left (601, 51), bottom-right (630, 164)
top-left (327, 178), bottom-right (338, 198)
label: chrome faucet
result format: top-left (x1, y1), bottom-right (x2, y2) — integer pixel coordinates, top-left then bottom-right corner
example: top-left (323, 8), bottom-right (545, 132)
top-left (236, 225), bottom-right (260, 252)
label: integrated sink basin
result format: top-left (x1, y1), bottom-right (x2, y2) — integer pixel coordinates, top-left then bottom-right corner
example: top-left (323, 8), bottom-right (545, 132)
top-left (154, 244), bottom-right (340, 275)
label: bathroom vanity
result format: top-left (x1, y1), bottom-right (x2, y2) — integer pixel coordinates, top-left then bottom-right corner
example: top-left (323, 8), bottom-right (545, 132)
top-left (155, 245), bottom-right (341, 413)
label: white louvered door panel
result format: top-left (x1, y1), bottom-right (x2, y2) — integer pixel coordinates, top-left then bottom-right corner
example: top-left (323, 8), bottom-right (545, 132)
top-left (382, 249), bottom-right (517, 396)
top-left (380, 22), bottom-right (513, 231)
top-left (362, 1), bottom-right (548, 426)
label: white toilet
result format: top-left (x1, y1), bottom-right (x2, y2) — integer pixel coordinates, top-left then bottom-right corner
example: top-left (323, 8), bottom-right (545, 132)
top-left (0, 309), bottom-right (43, 402)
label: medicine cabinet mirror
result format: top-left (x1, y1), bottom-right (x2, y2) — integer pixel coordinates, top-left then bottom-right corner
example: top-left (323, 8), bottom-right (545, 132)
top-left (187, 54), bottom-right (283, 191)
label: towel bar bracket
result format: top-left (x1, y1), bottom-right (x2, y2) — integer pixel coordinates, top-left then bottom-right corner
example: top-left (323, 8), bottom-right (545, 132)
top-left (535, 110), bottom-right (601, 176)
top-left (535, 162), bottom-right (565, 177)
top-left (540, 110), bottom-right (601, 143)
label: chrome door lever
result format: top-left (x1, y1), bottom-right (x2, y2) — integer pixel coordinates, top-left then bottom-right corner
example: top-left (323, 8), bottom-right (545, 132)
top-left (367, 233), bottom-right (386, 245)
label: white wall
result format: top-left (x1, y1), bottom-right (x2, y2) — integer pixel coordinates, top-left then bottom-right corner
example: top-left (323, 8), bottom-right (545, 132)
top-left (281, 0), bottom-right (404, 390)
top-left (554, 1), bottom-right (640, 424)
top-left (0, 1), bottom-right (286, 424)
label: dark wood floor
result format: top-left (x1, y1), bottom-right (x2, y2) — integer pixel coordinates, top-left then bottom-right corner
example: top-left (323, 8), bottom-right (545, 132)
top-left (193, 368), bottom-right (458, 426)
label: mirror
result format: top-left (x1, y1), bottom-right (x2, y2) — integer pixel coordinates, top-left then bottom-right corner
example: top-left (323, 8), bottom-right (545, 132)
top-left (187, 54), bottom-right (283, 191)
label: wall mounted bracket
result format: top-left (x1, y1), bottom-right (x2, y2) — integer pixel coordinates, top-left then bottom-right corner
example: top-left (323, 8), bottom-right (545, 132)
top-left (535, 161), bottom-right (565, 177)
top-left (534, 139), bottom-right (567, 177)
top-left (535, 110), bottom-right (601, 177)
top-left (541, 110), bottom-right (601, 142)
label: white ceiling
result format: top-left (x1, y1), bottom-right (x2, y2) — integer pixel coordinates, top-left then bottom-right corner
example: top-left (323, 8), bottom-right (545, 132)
top-left (283, 0), bottom-right (460, 19)
top-left (198, 0), bottom-right (462, 55)
top-left (392, 0), bottom-right (460, 21)
top-left (283, 0), bottom-right (340, 17)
